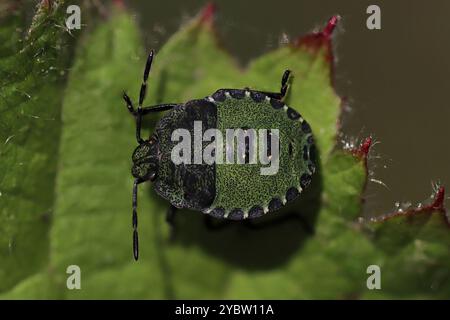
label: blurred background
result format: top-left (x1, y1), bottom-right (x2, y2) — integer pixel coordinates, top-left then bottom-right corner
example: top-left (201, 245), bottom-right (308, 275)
top-left (128, 0), bottom-right (450, 216)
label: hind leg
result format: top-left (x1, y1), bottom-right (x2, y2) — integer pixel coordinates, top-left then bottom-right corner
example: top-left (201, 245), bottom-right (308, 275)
top-left (166, 205), bottom-right (178, 240)
top-left (246, 69), bottom-right (291, 101)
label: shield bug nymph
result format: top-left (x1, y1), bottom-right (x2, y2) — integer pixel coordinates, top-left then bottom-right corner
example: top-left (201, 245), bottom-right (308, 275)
top-left (123, 51), bottom-right (316, 260)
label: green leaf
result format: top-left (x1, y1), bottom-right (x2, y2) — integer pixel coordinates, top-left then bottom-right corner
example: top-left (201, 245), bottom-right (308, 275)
top-left (362, 186), bottom-right (450, 298)
top-left (51, 7), bottom-right (166, 298)
top-left (0, 0), bottom-right (77, 293)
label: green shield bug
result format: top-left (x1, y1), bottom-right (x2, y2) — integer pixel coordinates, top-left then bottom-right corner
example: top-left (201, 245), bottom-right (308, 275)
top-left (123, 51), bottom-right (316, 260)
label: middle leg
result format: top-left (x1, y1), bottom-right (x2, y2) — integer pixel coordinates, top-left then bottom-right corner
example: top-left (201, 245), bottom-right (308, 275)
top-left (123, 93), bottom-right (177, 142)
top-left (166, 205), bottom-right (178, 240)
top-left (122, 95), bottom-right (178, 117)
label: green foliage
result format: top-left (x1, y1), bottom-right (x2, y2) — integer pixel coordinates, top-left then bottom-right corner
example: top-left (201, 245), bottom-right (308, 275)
top-left (0, 3), bottom-right (448, 299)
top-left (363, 192), bottom-right (450, 298)
top-left (0, 0), bottom-right (78, 293)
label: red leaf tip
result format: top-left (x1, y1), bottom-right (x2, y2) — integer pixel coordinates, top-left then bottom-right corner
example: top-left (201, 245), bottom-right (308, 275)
top-left (294, 15), bottom-right (340, 62)
top-left (323, 15), bottom-right (340, 37)
top-left (200, 2), bottom-right (216, 25)
top-left (431, 186), bottom-right (445, 211)
top-left (353, 136), bottom-right (372, 159)
top-left (371, 184), bottom-right (448, 226)
top-left (113, 0), bottom-right (125, 9)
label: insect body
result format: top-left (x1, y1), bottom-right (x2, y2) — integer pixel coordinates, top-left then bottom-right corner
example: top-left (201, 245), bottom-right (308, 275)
top-left (123, 51), bottom-right (316, 260)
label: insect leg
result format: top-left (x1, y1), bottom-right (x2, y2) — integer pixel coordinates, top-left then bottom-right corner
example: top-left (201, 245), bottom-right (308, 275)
top-left (122, 96), bottom-right (175, 141)
top-left (123, 52), bottom-right (174, 143)
top-left (122, 92), bottom-right (135, 115)
top-left (139, 51), bottom-right (154, 111)
top-left (166, 205), bottom-right (177, 240)
top-left (132, 178), bottom-right (144, 261)
top-left (249, 69), bottom-right (292, 101)
top-left (139, 103), bottom-right (177, 116)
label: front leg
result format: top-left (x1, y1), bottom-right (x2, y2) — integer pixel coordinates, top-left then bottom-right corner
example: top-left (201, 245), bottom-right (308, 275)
top-left (243, 211), bottom-right (314, 234)
top-left (122, 51), bottom-right (178, 143)
top-left (123, 94), bottom-right (178, 117)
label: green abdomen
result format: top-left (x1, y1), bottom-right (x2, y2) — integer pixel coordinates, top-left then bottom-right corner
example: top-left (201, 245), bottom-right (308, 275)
top-left (206, 89), bottom-right (315, 220)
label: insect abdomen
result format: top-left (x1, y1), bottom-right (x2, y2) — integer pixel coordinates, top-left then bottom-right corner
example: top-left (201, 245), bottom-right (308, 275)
top-left (205, 89), bottom-right (316, 220)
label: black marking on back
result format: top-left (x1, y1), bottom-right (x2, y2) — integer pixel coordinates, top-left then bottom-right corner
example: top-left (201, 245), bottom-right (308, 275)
top-left (249, 205), bottom-right (264, 218)
top-left (266, 129), bottom-right (272, 158)
top-left (209, 207), bottom-right (225, 219)
top-left (244, 133), bottom-right (250, 164)
top-left (250, 91), bottom-right (265, 103)
top-left (270, 98), bottom-right (284, 109)
top-left (300, 173), bottom-right (312, 189)
top-left (229, 89), bottom-right (245, 99)
top-left (287, 107), bottom-right (301, 120)
top-left (301, 120), bottom-right (311, 133)
top-left (154, 99), bottom-right (216, 211)
top-left (212, 89), bottom-right (226, 102)
top-left (302, 145), bottom-right (308, 160)
top-left (289, 142), bottom-right (294, 157)
top-left (229, 208), bottom-right (244, 220)
top-left (286, 187), bottom-right (300, 203)
top-left (269, 198), bottom-right (283, 212)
